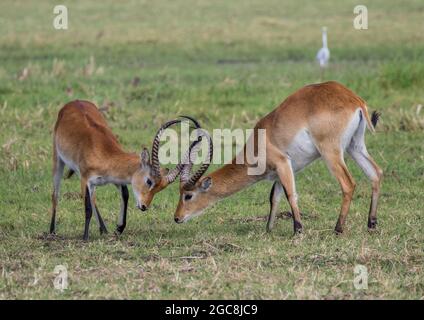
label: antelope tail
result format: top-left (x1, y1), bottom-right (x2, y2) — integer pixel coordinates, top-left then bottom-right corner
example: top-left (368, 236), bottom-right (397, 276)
top-left (361, 105), bottom-right (380, 133)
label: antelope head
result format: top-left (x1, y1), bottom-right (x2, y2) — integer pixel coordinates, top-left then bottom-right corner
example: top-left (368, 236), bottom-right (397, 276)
top-left (174, 130), bottom-right (214, 223)
top-left (132, 116), bottom-right (201, 211)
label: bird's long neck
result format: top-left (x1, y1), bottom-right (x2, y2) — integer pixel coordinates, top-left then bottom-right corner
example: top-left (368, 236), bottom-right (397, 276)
top-left (322, 30), bottom-right (328, 48)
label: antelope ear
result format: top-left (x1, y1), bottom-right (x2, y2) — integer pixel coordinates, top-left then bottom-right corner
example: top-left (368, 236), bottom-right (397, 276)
top-left (140, 148), bottom-right (150, 168)
top-left (200, 177), bottom-right (212, 191)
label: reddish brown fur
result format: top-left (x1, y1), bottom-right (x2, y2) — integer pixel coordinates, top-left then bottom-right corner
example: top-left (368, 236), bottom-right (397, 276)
top-left (54, 100), bottom-right (140, 183)
top-left (175, 81), bottom-right (382, 235)
top-left (50, 100), bottom-right (172, 240)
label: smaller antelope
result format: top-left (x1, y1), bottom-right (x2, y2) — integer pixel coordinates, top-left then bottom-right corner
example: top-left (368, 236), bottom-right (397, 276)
top-left (51, 100), bottom-right (199, 240)
top-left (174, 81), bottom-right (383, 235)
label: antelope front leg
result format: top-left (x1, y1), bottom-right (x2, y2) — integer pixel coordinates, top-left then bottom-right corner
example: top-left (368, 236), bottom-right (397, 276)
top-left (95, 205), bottom-right (108, 235)
top-left (88, 185), bottom-right (108, 235)
top-left (115, 184), bottom-right (129, 235)
top-left (83, 185), bottom-right (93, 241)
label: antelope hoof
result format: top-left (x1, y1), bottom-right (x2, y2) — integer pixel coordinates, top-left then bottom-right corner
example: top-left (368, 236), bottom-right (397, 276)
top-left (46, 232), bottom-right (58, 240)
top-left (266, 223), bottom-right (274, 233)
top-left (334, 219), bottom-right (345, 235)
top-left (368, 218), bottom-right (377, 230)
top-left (293, 221), bottom-right (303, 235)
top-left (100, 227), bottom-right (108, 235)
top-left (114, 225), bottom-right (125, 236)
top-left (334, 226), bottom-right (344, 235)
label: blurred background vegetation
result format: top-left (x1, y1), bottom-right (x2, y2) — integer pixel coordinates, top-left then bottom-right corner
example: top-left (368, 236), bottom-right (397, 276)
top-left (0, 0), bottom-right (423, 299)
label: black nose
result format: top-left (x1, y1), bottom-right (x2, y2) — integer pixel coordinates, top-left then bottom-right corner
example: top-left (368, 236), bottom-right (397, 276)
top-left (140, 205), bottom-right (147, 211)
top-left (174, 218), bottom-right (180, 223)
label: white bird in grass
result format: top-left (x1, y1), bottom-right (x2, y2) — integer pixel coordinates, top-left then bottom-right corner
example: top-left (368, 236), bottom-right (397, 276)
top-left (316, 27), bottom-right (330, 79)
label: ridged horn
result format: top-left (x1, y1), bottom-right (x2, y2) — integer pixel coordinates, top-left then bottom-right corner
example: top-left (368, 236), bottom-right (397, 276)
top-left (182, 129), bottom-right (213, 190)
top-left (151, 116), bottom-right (202, 182)
top-left (151, 119), bottom-right (182, 178)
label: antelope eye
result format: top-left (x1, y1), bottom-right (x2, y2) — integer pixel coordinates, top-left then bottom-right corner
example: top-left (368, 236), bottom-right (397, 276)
top-left (145, 178), bottom-right (153, 187)
top-left (184, 194), bottom-right (193, 201)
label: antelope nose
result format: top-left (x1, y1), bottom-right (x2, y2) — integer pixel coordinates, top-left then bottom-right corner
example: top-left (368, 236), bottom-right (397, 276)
top-left (174, 217), bottom-right (180, 223)
top-left (137, 204), bottom-right (147, 211)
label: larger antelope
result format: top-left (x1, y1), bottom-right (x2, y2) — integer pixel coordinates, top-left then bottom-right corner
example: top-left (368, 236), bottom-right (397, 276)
top-left (51, 100), bottom-right (198, 240)
top-left (174, 81), bottom-right (383, 235)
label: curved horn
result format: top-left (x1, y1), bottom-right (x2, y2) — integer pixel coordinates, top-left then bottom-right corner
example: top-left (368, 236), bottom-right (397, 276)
top-left (179, 115), bottom-right (201, 130)
top-left (177, 116), bottom-right (202, 182)
top-left (183, 129), bottom-right (213, 190)
top-left (166, 136), bottom-right (202, 183)
top-left (151, 119), bottom-right (182, 177)
top-left (152, 116), bottom-right (202, 180)
top-left (180, 135), bottom-right (203, 183)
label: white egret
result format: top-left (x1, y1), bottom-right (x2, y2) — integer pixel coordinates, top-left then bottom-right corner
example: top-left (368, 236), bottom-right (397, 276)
top-left (316, 27), bottom-right (330, 79)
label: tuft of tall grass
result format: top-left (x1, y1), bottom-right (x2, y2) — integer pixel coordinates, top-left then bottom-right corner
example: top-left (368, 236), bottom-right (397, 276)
top-left (380, 104), bottom-right (424, 132)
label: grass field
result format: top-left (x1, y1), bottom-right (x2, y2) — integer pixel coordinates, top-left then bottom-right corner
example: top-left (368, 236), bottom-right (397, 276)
top-left (0, 0), bottom-right (423, 299)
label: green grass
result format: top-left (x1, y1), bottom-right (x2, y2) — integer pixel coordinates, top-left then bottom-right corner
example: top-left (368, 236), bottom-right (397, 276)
top-left (0, 0), bottom-right (423, 299)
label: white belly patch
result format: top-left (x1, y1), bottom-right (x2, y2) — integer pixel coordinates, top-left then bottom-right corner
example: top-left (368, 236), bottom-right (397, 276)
top-left (286, 129), bottom-right (320, 173)
top-left (88, 175), bottom-right (128, 187)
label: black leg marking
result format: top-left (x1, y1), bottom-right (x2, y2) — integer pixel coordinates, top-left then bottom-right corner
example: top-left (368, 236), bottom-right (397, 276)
top-left (95, 205), bottom-right (108, 235)
top-left (115, 185), bottom-right (129, 235)
top-left (115, 225), bottom-right (125, 235)
top-left (266, 182), bottom-right (277, 233)
top-left (281, 184), bottom-right (303, 235)
top-left (83, 187), bottom-right (92, 241)
top-left (49, 208), bottom-right (56, 234)
top-left (269, 182), bottom-right (276, 205)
